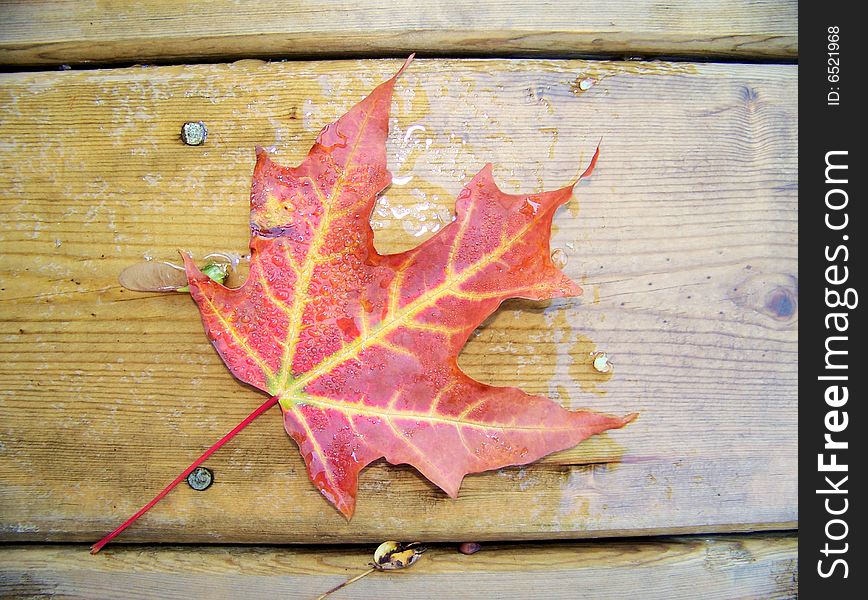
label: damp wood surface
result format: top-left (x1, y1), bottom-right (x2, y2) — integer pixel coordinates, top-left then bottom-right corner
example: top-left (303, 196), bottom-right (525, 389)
top-left (0, 534), bottom-right (798, 599)
top-left (0, 58), bottom-right (797, 544)
top-left (0, 0), bottom-right (798, 66)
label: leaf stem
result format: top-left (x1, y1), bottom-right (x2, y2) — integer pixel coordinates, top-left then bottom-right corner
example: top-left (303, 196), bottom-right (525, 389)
top-left (315, 567), bottom-right (376, 600)
top-left (90, 395), bottom-right (280, 554)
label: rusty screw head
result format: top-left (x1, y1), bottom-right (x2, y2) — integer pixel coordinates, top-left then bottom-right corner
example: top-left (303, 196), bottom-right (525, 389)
top-left (187, 466), bottom-right (213, 491)
top-left (181, 121), bottom-right (208, 146)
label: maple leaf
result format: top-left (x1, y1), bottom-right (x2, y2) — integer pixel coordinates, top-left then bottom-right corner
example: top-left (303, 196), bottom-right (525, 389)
top-left (92, 56), bottom-right (635, 553)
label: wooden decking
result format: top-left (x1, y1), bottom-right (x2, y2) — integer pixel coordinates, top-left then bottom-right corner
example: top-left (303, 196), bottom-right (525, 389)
top-left (0, 2), bottom-right (797, 597)
top-left (1, 0), bottom-right (797, 64)
top-left (1, 536), bottom-right (797, 599)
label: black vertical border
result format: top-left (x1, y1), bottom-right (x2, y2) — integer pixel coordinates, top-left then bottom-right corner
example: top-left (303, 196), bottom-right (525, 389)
top-left (799, 1), bottom-right (863, 595)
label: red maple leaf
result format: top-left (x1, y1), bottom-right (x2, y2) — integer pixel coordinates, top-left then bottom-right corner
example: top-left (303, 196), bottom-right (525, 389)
top-left (92, 56), bottom-right (635, 553)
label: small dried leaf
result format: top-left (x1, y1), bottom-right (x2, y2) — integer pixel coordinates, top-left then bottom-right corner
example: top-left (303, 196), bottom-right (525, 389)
top-left (372, 541), bottom-right (426, 570)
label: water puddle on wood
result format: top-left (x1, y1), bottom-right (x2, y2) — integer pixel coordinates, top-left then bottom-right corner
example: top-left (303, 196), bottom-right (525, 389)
top-left (460, 298), bottom-right (614, 406)
top-left (570, 61), bottom-right (699, 96)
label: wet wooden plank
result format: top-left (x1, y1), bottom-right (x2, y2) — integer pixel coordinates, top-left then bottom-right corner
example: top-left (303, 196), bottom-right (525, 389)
top-left (0, 534), bottom-right (798, 599)
top-left (0, 58), bottom-right (796, 544)
top-left (0, 0), bottom-right (797, 66)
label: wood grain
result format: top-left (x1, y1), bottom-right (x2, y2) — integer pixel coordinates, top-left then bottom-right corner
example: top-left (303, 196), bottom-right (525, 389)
top-left (0, 0), bottom-right (798, 66)
top-left (0, 58), bottom-right (797, 544)
top-left (0, 534), bottom-right (798, 599)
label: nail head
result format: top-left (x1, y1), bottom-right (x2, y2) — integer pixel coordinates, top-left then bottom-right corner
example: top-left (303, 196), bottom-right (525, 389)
top-left (181, 121), bottom-right (208, 146)
top-left (187, 466), bottom-right (213, 491)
